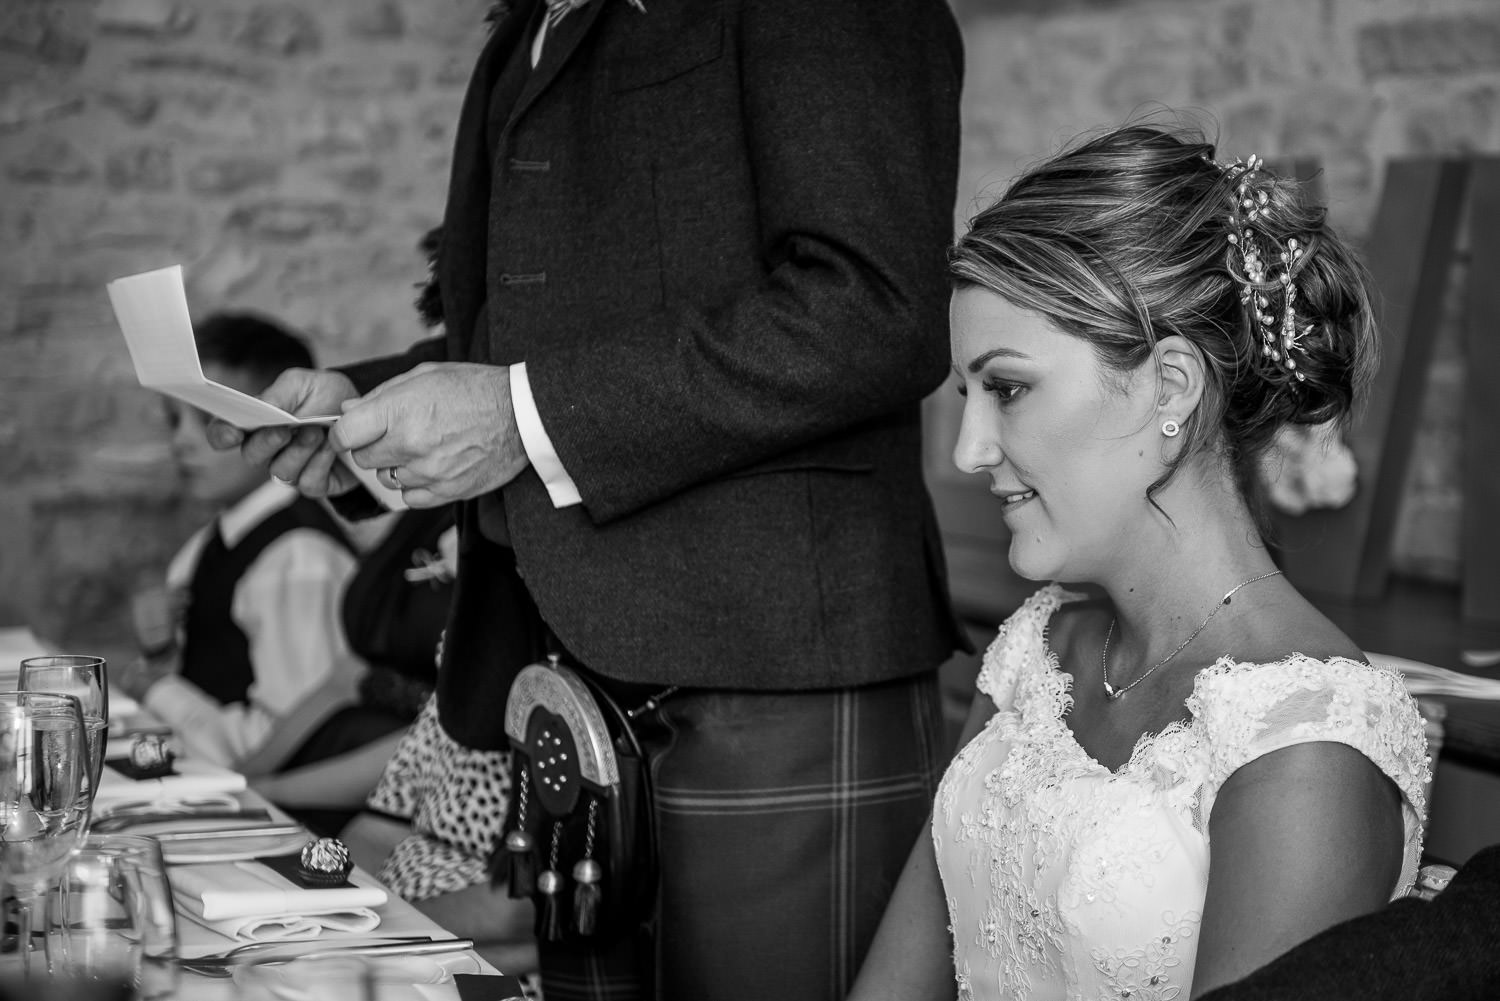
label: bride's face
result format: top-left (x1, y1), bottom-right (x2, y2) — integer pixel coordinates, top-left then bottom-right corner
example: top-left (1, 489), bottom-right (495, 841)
top-left (949, 287), bottom-right (1161, 583)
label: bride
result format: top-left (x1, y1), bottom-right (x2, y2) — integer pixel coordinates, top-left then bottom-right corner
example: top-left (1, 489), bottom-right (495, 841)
top-left (850, 125), bottom-right (1428, 1000)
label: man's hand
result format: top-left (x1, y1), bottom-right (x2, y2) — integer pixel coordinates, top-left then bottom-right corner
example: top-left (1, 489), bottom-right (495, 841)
top-left (332, 362), bottom-right (529, 508)
top-left (114, 650), bottom-right (180, 703)
top-left (205, 368), bottom-right (361, 498)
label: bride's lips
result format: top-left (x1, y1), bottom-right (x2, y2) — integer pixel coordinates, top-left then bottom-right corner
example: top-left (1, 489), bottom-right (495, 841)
top-left (992, 487), bottom-right (1037, 512)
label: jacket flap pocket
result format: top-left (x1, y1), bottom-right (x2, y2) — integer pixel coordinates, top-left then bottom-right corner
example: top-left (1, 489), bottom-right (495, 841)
top-left (609, 17), bottom-right (723, 92)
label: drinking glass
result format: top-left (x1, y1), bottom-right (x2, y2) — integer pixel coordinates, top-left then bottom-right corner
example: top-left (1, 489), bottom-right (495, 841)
top-left (39, 834), bottom-right (177, 1001)
top-left (18, 656), bottom-right (109, 804)
top-left (0, 692), bottom-right (91, 979)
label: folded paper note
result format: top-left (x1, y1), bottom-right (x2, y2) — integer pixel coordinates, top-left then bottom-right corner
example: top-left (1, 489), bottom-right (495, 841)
top-left (106, 265), bottom-right (404, 510)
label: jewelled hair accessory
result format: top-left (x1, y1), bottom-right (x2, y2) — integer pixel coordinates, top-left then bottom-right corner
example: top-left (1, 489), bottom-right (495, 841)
top-left (1220, 155), bottom-right (1312, 384)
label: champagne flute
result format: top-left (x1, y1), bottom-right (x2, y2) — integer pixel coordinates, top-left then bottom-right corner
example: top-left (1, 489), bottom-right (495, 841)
top-left (18, 655), bottom-right (109, 805)
top-left (0, 692), bottom-right (91, 980)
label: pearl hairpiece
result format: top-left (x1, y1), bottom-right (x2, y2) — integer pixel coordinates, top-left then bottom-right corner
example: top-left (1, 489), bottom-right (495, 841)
top-left (1218, 154), bottom-right (1312, 384)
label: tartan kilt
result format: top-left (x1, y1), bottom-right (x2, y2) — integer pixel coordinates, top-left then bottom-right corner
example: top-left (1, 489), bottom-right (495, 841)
top-left (536, 671), bottom-right (945, 1001)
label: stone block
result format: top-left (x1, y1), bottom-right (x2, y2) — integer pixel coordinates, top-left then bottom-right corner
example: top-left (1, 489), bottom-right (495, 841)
top-left (347, 3), bottom-right (406, 41)
top-left (130, 53), bottom-right (272, 86)
top-left (6, 136), bottom-right (93, 185)
top-left (288, 107), bottom-right (401, 156)
top-left (1359, 13), bottom-right (1500, 79)
top-left (231, 5), bottom-right (323, 57)
top-left (323, 162), bottom-right (383, 194)
top-left (160, 91), bottom-right (267, 145)
top-left (105, 143), bottom-right (175, 192)
top-left (97, 91), bottom-right (161, 126)
top-left (308, 62), bottom-right (421, 98)
top-left (1401, 86), bottom-right (1500, 155)
top-left (227, 199), bottom-right (373, 241)
top-left (0, 86), bottom-right (84, 132)
top-left (97, 0), bottom-right (197, 37)
top-left (184, 155), bottom-right (280, 195)
top-left (185, 242), bottom-right (267, 302)
top-left (0, 10), bottom-right (90, 67)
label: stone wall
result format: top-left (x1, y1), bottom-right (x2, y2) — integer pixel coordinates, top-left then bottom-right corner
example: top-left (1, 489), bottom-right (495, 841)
top-left (0, 0), bottom-right (489, 652)
top-left (0, 0), bottom-right (1489, 649)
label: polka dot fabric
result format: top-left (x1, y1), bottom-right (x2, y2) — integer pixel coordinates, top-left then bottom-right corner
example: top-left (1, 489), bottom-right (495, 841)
top-left (367, 695), bottom-right (514, 901)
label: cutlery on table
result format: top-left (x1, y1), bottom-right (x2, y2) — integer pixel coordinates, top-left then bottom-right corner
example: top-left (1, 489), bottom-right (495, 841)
top-left (148, 823), bottom-right (304, 842)
top-left (178, 936), bottom-right (475, 978)
top-left (91, 809), bottom-right (273, 833)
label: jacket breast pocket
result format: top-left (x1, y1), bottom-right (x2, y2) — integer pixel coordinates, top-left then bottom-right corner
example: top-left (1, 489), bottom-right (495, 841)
top-left (608, 15), bottom-right (723, 93)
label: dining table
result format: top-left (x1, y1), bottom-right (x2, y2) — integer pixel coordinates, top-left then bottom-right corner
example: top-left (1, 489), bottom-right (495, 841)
top-left (93, 700), bottom-right (528, 1001)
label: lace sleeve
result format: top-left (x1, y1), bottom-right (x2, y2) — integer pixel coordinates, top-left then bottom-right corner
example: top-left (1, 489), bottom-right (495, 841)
top-left (1189, 656), bottom-right (1430, 894)
top-left (975, 585), bottom-right (1066, 710)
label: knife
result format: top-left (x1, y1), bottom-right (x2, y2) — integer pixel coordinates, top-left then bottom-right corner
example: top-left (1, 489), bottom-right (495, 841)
top-left (91, 809), bottom-right (273, 833)
top-left (148, 823), bottom-right (304, 842)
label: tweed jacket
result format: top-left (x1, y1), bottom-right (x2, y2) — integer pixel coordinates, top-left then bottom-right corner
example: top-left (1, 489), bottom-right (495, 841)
top-left (343, 0), bottom-right (966, 689)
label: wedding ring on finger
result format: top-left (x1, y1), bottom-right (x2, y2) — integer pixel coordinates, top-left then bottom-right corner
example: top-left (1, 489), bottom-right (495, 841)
top-left (383, 466), bottom-right (403, 489)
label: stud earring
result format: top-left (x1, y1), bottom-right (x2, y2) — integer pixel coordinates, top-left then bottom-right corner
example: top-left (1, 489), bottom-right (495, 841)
top-left (1161, 419), bottom-right (1181, 438)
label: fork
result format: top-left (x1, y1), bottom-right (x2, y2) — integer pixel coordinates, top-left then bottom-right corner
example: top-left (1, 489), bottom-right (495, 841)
top-left (178, 936), bottom-right (474, 978)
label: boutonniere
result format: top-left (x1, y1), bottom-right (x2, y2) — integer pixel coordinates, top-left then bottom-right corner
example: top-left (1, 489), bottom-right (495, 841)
top-left (404, 527), bottom-right (460, 587)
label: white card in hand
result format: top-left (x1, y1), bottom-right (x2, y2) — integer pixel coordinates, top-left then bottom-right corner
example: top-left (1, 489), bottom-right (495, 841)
top-left (106, 264), bottom-right (406, 510)
top-left (107, 265), bottom-right (336, 429)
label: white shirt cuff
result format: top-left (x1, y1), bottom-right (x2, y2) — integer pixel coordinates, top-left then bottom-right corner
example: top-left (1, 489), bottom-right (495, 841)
top-left (511, 362), bottom-right (583, 509)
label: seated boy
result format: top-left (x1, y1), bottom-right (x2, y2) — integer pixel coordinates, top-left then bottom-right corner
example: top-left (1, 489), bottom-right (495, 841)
top-left (117, 312), bottom-right (361, 771)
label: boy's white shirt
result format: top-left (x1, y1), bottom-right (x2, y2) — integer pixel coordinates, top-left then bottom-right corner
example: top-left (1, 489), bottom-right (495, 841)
top-left (144, 479), bottom-right (361, 769)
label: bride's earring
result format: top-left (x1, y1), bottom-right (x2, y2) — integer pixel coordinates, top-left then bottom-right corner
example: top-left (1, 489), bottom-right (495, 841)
top-left (1161, 419), bottom-right (1181, 438)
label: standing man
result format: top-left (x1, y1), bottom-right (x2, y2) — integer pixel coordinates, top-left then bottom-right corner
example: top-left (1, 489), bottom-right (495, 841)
top-left (212, 1), bottom-right (966, 998)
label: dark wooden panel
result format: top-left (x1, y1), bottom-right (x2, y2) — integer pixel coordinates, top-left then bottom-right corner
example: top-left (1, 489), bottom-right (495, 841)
top-left (1274, 159), bottom-right (1469, 601)
top-left (1463, 158), bottom-right (1500, 626)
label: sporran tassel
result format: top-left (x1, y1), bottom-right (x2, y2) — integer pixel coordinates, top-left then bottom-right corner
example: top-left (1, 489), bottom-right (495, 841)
top-left (537, 823), bottom-right (566, 942)
top-left (503, 829), bottom-right (536, 899)
top-left (572, 858), bottom-right (602, 936)
top-left (504, 769), bottom-right (536, 898)
top-left (572, 799), bottom-right (602, 935)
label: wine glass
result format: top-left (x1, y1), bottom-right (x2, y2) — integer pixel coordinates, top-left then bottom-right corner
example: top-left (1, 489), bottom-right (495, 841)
top-left (33, 834), bottom-right (178, 1001)
top-left (0, 692), bottom-right (91, 980)
top-left (18, 656), bottom-right (108, 805)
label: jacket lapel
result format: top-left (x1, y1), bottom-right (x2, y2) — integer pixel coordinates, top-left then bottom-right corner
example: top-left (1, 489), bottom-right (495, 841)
top-left (438, 1), bottom-right (539, 357)
top-left (504, 0), bottom-right (610, 132)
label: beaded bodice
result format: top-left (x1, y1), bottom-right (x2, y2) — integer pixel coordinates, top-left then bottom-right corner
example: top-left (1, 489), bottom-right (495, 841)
top-left (933, 585), bottom-right (1429, 1001)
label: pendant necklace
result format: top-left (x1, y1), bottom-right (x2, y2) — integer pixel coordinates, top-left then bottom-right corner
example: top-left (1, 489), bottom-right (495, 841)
top-left (1101, 569), bottom-right (1284, 700)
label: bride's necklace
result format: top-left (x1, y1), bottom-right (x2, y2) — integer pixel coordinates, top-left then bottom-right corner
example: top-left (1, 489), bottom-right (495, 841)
top-left (1100, 569), bottom-right (1284, 700)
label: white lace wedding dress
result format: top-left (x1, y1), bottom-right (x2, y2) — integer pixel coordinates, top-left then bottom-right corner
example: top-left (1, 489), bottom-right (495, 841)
top-left (933, 585), bottom-right (1430, 1001)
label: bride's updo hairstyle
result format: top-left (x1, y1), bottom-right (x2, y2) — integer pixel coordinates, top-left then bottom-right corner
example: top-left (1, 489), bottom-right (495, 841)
top-left (949, 124), bottom-right (1378, 507)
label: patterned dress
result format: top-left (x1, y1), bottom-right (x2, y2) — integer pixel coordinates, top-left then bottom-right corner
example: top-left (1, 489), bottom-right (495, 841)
top-left (933, 585), bottom-right (1430, 1001)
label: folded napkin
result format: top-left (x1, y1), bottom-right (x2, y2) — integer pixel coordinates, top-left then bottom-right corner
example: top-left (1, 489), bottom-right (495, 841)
top-left (179, 902), bottom-right (382, 942)
top-left (171, 858), bottom-right (389, 920)
top-left (94, 756), bottom-right (246, 805)
top-left (171, 859), bottom-right (387, 942)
